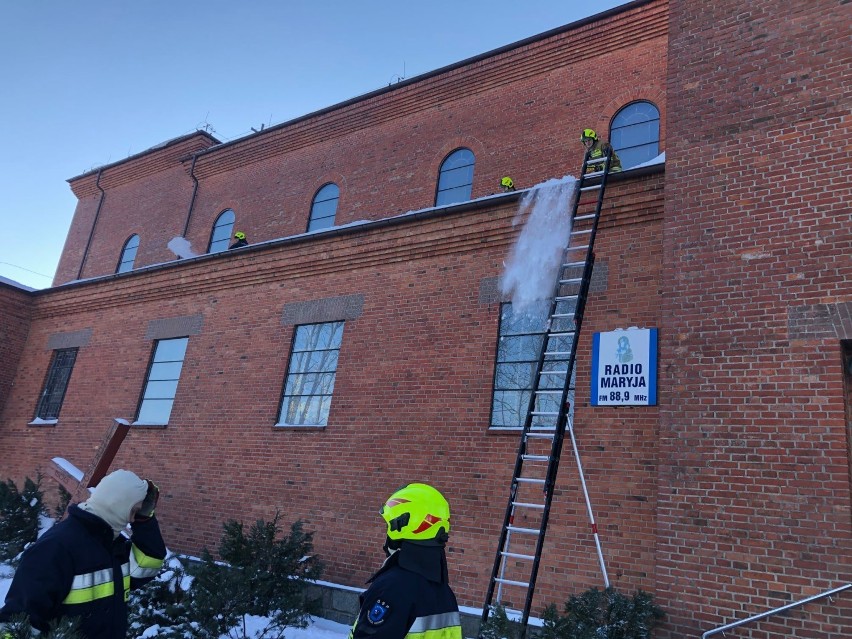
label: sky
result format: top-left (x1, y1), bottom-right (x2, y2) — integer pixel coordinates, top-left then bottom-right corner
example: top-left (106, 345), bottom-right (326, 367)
top-left (0, 0), bottom-right (633, 290)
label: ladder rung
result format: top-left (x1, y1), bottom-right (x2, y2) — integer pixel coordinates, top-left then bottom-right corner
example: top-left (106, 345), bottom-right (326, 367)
top-left (573, 213), bottom-right (595, 221)
top-left (585, 156), bottom-right (612, 165)
top-left (583, 170), bottom-right (605, 178)
top-left (525, 431), bottom-right (555, 438)
top-left (559, 278), bottom-right (582, 284)
top-left (571, 229), bottom-right (593, 235)
top-left (580, 184), bottom-right (601, 192)
top-left (521, 454), bottom-right (549, 461)
top-left (566, 244), bottom-right (590, 251)
top-left (529, 411), bottom-right (559, 416)
top-left (516, 477), bottom-right (546, 485)
top-left (554, 295), bottom-right (578, 302)
top-left (547, 331), bottom-right (574, 337)
top-left (500, 551), bottom-right (536, 561)
top-left (563, 261), bottom-right (585, 268)
top-left (494, 578), bottom-right (530, 588)
top-left (535, 390), bottom-right (562, 395)
top-left (507, 525), bottom-right (541, 534)
top-left (539, 370), bottom-right (567, 376)
top-left (549, 313), bottom-right (575, 319)
top-left (544, 351), bottom-right (571, 356)
top-left (512, 501), bottom-right (546, 509)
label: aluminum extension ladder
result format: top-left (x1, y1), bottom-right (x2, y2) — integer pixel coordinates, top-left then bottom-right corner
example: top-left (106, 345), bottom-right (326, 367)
top-left (480, 146), bottom-right (617, 639)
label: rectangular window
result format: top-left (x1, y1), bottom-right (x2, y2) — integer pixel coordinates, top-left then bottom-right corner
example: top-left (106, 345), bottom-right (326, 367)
top-left (35, 348), bottom-right (78, 420)
top-left (278, 321), bottom-right (344, 426)
top-left (490, 302), bottom-right (558, 428)
top-left (136, 337), bottom-right (188, 425)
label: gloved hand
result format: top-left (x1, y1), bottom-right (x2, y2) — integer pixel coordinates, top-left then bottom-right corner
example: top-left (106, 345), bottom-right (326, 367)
top-left (135, 480), bottom-right (160, 521)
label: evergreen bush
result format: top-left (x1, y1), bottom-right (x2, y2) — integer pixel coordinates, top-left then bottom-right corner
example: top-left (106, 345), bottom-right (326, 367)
top-left (540, 587), bottom-right (664, 639)
top-left (0, 476), bottom-right (45, 563)
top-left (0, 612), bottom-right (85, 639)
top-left (126, 555), bottom-right (194, 639)
top-left (479, 603), bottom-right (517, 639)
top-left (53, 485), bottom-right (72, 520)
top-left (127, 514), bottom-right (324, 639)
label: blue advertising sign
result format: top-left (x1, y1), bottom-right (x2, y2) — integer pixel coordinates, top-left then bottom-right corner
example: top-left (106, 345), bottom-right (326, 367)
top-left (591, 328), bottom-right (657, 406)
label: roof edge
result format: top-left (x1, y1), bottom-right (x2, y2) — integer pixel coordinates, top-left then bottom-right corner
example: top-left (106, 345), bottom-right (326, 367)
top-left (188, 0), bottom-right (658, 159)
top-left (67, 130), bottom-right (221, 183)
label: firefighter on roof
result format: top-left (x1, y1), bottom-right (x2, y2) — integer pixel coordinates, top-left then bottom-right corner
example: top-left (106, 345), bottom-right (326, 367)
top-left (229, 231), bottom-right (248, 249)
top-left (581, 128), bottom-right (622, 174)
top-left (349, 483), bottom-right (462, 639)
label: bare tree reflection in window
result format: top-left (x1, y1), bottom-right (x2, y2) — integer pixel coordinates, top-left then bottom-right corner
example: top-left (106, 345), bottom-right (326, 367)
top-left (280, 322), bottom-right (344, 426)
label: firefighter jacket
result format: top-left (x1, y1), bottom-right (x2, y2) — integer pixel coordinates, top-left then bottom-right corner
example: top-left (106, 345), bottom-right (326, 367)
top-left (584, 140), bottom-right (622, 174)
top-left (349, 543), bottom-right (462, 639)
top-left (0, 504), bottom-right (166, 639)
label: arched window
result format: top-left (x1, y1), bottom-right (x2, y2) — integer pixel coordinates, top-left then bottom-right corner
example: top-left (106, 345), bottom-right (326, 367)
top-left (610, 101), bottom-right (661, 169)
top-left (208, 209), bottom-right (235, 253)
top-left (307, 183), bottom-right (339, 232)
top-left (116, 234), bottom-right (139, 273)
top-left (435, 148), bottom-right (475, 206)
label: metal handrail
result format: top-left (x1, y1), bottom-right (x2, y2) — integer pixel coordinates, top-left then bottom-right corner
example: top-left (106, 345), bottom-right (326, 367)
top-left (702, 583), bottom-right (852, 638)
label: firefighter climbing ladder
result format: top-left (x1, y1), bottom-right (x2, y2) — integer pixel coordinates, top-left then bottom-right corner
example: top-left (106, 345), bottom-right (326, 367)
top-left (480, 147), bottom-right (616, 639)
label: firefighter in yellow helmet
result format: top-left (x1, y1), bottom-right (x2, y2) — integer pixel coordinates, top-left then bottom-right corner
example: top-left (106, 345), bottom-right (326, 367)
top-left (500, 176), bottom-right (516, 192)
top-left (580, 128), bottom-right (622, 174)
top-left (229, 231), bottom-right (248, 249)
top-left (349, 483), bottom-right (462, 639)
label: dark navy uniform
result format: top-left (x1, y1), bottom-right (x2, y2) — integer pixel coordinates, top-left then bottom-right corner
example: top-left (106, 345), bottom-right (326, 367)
top-left (0, 504), bottom-right (165, 639)
top-left (350, 545), bottom-right (462, 639)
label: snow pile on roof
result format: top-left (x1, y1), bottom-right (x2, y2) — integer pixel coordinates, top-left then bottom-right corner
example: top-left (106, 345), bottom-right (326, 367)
top-left (629, 151), bottom-right (665, 169)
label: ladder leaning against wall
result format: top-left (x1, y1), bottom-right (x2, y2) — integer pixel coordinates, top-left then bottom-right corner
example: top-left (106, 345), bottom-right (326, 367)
top-left (480, 146), bottom-right (617, 639)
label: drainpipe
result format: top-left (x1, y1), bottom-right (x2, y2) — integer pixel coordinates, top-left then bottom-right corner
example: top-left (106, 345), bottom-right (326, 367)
top-left (182, 153), bottom-right (200, 238)
top-left (77, 168), bottom-right (105, 280)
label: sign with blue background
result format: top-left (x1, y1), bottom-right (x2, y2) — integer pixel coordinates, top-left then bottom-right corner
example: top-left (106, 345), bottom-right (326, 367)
top-left (591, 328), bottom-right (657, 406)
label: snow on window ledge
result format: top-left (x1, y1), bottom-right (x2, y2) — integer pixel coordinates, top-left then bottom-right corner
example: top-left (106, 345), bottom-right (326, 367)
top-left (29, 417), bottom-right (58, 426)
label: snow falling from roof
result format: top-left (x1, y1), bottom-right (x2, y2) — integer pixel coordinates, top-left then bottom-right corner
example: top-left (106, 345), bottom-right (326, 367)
top-left (500, 175), bottom-right (578, 314)
top-left (167, 236), bottom-right (198, 259)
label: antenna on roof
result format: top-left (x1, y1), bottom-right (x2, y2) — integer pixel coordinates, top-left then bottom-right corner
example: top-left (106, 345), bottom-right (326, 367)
top-left (250, 123), bottom-right (266, 133)
top-left (388, 61), bottom-right (406, 86)
top-left (198, 112), bottom-right (216, 135)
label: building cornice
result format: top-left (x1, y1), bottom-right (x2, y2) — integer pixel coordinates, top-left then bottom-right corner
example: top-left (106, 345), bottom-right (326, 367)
top-left (32, 168), bottom-right (664, 318)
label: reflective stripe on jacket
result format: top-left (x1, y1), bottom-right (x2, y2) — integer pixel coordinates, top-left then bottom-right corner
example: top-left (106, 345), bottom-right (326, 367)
top-left (350, 551), bottom-right (462, 639)
top-left (585, 140), bottom-right (622, 174)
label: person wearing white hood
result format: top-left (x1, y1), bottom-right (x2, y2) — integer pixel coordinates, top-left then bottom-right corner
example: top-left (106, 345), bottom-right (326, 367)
top-left (0, 469), bottom-right (166, 638)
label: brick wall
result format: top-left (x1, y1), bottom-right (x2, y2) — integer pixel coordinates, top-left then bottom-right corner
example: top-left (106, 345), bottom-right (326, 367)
top-left (0, 171), bottom-right (665, 613)
top-left (54, 133), bottom-right (218, 285)
top-left (661, 0), bottom-right (852, 635)
top-left (55, 0), bottom-right (667, 286)
top-left (0, 283), bottom-right (33, 417)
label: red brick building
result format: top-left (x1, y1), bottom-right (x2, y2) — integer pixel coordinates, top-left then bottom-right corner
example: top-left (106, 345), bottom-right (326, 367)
top-left (1, 0), bottom-right (850, 636)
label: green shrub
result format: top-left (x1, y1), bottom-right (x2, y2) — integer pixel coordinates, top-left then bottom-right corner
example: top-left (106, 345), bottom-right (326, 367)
top-left (127, 514), bottom-right (324, 639)
top-left (190, 515), bottom-right (324, 639)
top-left (479, 603), bottom-right (518, 639)
top-left (0, 476), bottom-right (45, 563)
top-left (0, 612), bottom-right (85, 639)
top-left (540, 587), bottom-right (664, 639)
top-left (53, 485), bottom-right (72, 520)
top-left (127, 554), bottom-right (194, 639)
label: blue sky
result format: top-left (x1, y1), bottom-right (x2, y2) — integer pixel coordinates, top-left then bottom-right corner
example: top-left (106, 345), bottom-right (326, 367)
top-left (0, 0), bottom-right (632, 289)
